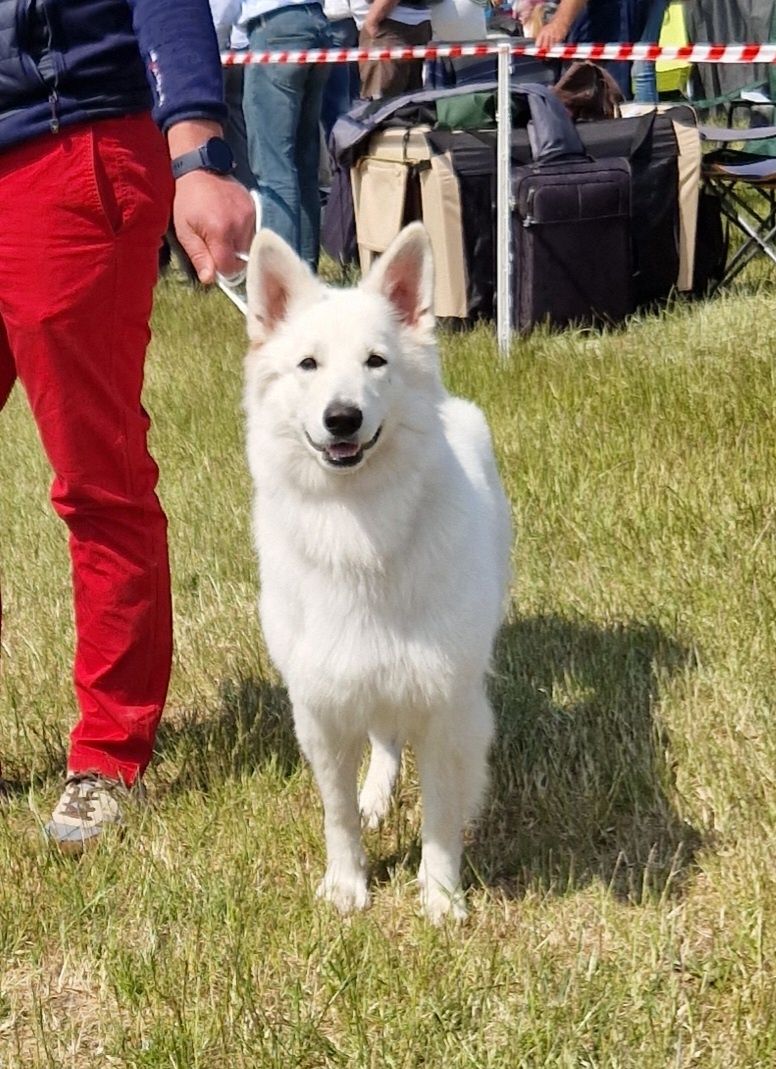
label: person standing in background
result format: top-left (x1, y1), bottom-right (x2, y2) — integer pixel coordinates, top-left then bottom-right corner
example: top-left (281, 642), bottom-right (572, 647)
top-left (359, 0), bottom-right (432, 100)
top-left (322, 0), bottom-right (365, 138)
top-left (630, 0), bottom-right (670, 103)
top-left (210, 0), bottom-right (260, 189)
top-left (0, 0), bottom-right (255, 848)
top-left (241, 0), bottom-right (332, 269)
top-left (535, 0), bottom-right (630, 97)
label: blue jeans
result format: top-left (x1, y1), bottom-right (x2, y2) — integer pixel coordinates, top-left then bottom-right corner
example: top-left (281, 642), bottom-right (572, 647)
top-left (631, 0), bottom-right (670, 103)
top-left (243, 3), bottom-right (332, 268)
top-left (223, 65), bottom-right (258, 192)
top-left (321, 17), bottom-right (359, 141)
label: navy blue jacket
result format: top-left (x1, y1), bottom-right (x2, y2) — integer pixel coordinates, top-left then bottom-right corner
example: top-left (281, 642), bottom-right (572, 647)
top-left (0, 0), bottom-right (226, 152)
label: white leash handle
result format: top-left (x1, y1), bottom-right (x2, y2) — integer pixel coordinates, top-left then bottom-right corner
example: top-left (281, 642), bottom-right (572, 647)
top-left (216, 251), bottom-right (250, 315)
top-left (215, 189), bottom-right (261, 317)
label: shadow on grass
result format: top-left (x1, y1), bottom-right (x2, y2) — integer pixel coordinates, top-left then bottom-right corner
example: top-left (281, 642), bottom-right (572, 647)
top-left (0, 778), bottom-right (28, 800)
top-left (155, 676), bottom-right (300, 795)
top-left (153, 612), bottom-right (702, 907)
top-left (470, 612), bottom-right (703, 903)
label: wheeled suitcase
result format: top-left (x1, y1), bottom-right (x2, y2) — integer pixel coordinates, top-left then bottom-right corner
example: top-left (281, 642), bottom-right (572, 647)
top-left (512, 157), bottom-right (633, 331)
top-left (507, 86), bottom-right (633, 331)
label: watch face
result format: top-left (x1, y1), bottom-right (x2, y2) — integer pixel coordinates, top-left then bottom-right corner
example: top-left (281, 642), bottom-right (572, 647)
top-left (205, 137), bottom-right (235, 175)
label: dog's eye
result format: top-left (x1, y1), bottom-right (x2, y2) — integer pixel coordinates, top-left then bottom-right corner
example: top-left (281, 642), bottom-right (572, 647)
top-left (366, 353), bottom-right (387, 369)
top-left (298, 357), bottom-right (318, 372)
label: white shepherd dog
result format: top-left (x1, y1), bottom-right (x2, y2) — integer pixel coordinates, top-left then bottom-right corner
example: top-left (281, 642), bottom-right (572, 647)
top-left (244, 223), bottom-right (512, 921)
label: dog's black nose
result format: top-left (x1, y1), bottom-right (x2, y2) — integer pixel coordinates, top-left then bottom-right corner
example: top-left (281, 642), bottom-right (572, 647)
top-left (323, 403), bottom-right (363, 437)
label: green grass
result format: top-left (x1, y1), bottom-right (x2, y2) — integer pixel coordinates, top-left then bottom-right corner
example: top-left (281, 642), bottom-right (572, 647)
top-left (1, 265), bottom-right (775, 1067)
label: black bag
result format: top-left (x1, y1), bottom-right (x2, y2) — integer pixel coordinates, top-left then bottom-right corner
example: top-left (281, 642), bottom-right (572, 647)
top-left (692, 187), bottom-right (728, 296)
top-left (424, 51), bottom-right (557, 92)
top-left (571, 111), bottom-right (680, 307)
top-left (426, 85), bottom-right (633, 329)
top-left (321, 153), bottom-right (358, 267)
top-left (512, 157), bottom-right (633, 331)
top-left (430, 107), bottom-right (679, 322)
top-left (508, 88), bottom-right (633, 330)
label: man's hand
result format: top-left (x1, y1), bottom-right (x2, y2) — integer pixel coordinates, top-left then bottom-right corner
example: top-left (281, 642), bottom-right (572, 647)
top-left (534, 16), bottom-right (572, 50)
top-left (533, 0), bottom-right (586, 51)
top-left (362, 0), bottom-right (398, 39)
top-left (362, 12), bottom-right (381, 38)
top-left (168, 119), bottom-right (256, 285)
top-left (173, 170), bottom-right (255, 284)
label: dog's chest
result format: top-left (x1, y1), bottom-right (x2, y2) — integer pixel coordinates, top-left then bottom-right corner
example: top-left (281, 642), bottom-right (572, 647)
top-left (263, 542), bottom-right (460, 712)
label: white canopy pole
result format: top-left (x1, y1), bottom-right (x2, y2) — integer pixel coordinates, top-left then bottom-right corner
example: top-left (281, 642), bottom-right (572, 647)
top-left (496, 40), bottom-right (512, 357)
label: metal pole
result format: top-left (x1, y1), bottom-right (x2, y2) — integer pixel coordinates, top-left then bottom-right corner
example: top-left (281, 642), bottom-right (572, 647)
top-left (496, 40), bottom-right (512, 357)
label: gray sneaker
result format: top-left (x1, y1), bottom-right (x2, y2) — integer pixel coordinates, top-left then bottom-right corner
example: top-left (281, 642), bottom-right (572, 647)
top-left (44, 773), bottom-right (144, 854)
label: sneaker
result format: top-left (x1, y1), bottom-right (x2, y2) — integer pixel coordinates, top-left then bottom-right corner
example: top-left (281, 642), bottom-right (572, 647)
top-left (44, 773), bottom-right (144, 854)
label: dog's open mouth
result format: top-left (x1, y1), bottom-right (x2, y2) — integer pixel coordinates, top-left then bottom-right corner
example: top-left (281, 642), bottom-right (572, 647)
top-left (305, 427), bottom-right (382, 468)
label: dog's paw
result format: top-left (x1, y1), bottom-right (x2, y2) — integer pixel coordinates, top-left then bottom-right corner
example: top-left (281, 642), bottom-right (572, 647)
top-left (358, 783), bottom-right (391, 830)
top-left (316, 865), bottom-right (370, 914)
top-left (419, 882), bottom-right (468, 925)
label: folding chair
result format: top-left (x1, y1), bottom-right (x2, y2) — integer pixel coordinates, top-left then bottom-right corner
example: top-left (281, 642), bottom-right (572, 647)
top-left (699, 123), bottom-right (776, 288)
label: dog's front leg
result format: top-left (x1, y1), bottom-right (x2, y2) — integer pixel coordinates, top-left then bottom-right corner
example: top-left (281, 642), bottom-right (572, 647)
top-left (416, 692), bottom-right (494, 923)
top-left (359, 733), bottom-right (402, 829)
top-left (294, 709), bottom-right (369, 913)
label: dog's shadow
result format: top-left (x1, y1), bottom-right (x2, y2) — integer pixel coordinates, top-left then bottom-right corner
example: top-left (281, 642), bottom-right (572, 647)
top-left (154, 613), bottom-right (702, 906)
top-left (471, 612), bottom-right (703, 902)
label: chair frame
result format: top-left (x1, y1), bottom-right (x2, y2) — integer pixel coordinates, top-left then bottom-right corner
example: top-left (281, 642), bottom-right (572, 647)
top-left (699, 122), bottom-right (776, 290)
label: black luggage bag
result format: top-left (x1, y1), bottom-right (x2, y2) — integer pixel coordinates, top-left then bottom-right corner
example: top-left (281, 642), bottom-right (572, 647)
top-left (512, 156), bottom-right (633, 331)
top-left (508, 88), bottom-right (634, 331)
top-left (421, 83), bottom-right (635, 330)
top-left (427, 100), bottom-right (679, 325)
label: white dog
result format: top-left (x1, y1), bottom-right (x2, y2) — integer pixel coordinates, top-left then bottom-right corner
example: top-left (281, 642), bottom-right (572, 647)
top-left (244, 223), bottom-right (511, 921)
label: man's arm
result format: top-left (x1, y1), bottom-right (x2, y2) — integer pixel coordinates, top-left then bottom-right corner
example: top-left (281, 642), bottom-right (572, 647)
top-left (363, 0), bottom-right (400, 39)
top-left (128, 0), bottom-right (255, 283)
top-left (167, 119), bottom-right (255, 285)
top-left (534, 0), bottom-right (587, 50)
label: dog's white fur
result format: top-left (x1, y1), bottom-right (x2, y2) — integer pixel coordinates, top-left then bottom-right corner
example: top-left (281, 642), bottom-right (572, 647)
top-left (244, 223), bottom-right (511, 921)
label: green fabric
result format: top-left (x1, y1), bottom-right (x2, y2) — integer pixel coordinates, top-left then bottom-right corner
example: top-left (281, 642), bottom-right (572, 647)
top-left (435, 92), bottom-right (496, 131)
top-left (736, 134), bottom-right (776, 158)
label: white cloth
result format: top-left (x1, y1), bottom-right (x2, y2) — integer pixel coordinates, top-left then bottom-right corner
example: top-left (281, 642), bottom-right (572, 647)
top-left (429, 0), bottom-right (486, 41)
top-left (324, 0), bottom-right (367, 22)
top-left (230, 25), bottom-right (250, 47)
top-left (239, 0), bottom-right (323, 23)
top-left (389, 4), bottom-right (433, 26)
top-left (210, 0), bottom-right (242, 45)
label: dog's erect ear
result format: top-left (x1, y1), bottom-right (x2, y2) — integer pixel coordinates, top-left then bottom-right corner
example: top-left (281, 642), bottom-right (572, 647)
top-left (246, 229), bottom-right (321, 344)
top-left (362, 222), bottom-right (434, 329)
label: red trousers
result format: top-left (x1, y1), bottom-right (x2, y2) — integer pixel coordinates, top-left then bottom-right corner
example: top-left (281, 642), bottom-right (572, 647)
top-left (0, 115), bottom-right (174, 785)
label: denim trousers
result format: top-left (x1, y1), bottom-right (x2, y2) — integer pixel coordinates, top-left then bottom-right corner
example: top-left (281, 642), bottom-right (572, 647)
top-left (632, 0), bottom-right (670, 104)
top-left (243, 3), bottom-right (332, 268)
top-left (321, 16), bottom-right (359, 141)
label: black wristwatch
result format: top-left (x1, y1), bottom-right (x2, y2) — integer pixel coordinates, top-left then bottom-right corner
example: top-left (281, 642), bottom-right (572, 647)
top-left (171, 136), bottom-right (236, 179)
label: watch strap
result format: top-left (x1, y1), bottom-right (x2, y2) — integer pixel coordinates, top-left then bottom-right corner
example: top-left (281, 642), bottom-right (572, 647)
top-left (171, 138), bottom-right (235, 180)
top-left (171, 144), bottom-right (207, 180)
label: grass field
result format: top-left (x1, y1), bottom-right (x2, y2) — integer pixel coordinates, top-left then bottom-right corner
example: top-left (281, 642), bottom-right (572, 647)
top-left (0, 264), bottom-right (775, 1067)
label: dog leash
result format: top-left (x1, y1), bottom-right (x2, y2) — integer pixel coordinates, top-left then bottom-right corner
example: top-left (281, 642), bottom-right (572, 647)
top-left (216, 251), bottom-right (250, 317)
top-left (215, 188), bottom-right (261, 318)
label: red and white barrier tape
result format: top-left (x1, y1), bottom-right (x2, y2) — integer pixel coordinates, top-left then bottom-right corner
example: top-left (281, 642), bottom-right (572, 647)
top-left (222, 40), bottom-right (776, 67)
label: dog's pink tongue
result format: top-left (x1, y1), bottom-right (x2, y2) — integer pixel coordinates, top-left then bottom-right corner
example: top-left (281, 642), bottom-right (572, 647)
top-left (328, 441), bottom-right (361, 459)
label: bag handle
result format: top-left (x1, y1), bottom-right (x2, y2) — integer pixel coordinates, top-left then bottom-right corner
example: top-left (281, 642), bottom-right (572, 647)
top-left (517, 83), bottom-right (587, 162)
top-left (332, 80), bottom-right (586, 164)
